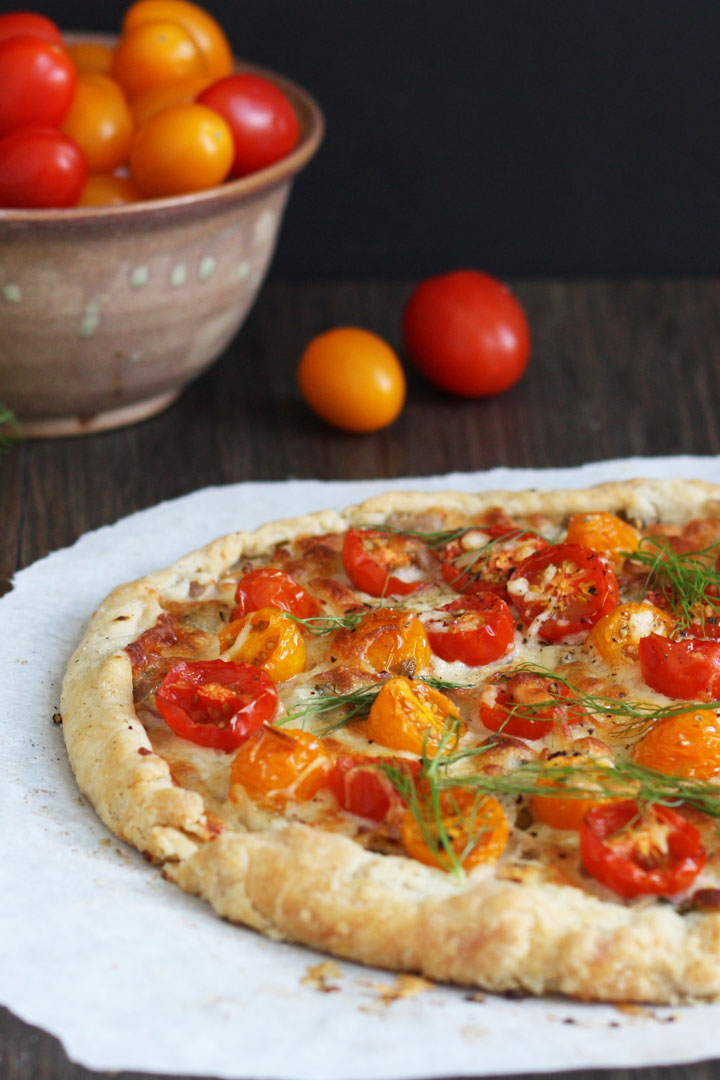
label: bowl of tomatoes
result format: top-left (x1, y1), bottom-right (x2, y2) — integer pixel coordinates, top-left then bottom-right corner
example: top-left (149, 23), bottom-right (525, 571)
top-left (0, 4), bottom-right (323, 437)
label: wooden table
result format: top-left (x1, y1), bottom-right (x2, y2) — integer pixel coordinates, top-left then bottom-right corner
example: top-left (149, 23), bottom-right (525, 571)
top-left (2, 277), bottom-right (720, 1080)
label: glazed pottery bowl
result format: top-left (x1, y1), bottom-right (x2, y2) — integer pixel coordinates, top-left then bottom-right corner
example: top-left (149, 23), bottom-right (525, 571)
top-left (0, 59), bottom-right (323, 437)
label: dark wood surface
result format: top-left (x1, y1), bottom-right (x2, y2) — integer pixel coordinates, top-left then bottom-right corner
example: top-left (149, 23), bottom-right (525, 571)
top-left (2, 277), bottom-right (720, 1080)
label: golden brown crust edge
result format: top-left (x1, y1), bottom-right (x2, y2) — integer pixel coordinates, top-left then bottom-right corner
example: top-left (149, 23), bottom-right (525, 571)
top-left (60, 479), bottom-right (720, 1003)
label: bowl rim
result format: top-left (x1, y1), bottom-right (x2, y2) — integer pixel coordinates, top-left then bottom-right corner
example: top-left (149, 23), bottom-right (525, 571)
top-left (0, 35), bottom-right (325, 224)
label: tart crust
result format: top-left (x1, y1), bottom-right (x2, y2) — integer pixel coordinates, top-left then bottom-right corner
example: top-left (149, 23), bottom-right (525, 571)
top-left (60, 478), bottom-right (720, 1003)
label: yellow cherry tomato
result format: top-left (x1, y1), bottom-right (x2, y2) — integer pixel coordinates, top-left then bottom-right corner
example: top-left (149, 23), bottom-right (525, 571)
top-left (61, 73), bottom-right (133, 174)
top-left (66, 41), bottom-right (114, 75)
top-left (229, 725), bottom-right (333, 808)
top-left (123, 0), bottom-right (233, 80)
top-left (129, 73), bottom-right (213, 128)
top-left (586, 601), bottom-right (676, 666)
top-left (632, 708), bottom-right (720, 780)
top-left (129, 102), bottom-right (233, 196)
top-left (402, 788), bottom-right (509, 871)
top-left (298, 327), bottom-right (406, 433)
top-left (112, 20), bottom-right (207, 99)
top-left (565, 512), bottom-right (641, 572)
top-left (366, 676), bottom-right (463, 756)
top-left (331, 608), bottom-right (431, 675)
top-left (218, 607), bottom-right (306, 683)
top-left (530, 751), bottom-right (618, 830)
top-left (78, 173), bottom-right (142, 206)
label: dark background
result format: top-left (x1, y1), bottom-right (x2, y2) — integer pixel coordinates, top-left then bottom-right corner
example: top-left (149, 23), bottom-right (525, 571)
top-left (34, 0), bottom-right (720, 278)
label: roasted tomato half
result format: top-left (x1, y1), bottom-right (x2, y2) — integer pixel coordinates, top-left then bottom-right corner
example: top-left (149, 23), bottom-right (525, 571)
top-left (423, 593), bottom-right (515, 666)
top-left (479, 670), bottom-right (585, 741)
top-left (508, 542), bottom-right (619, 643)
top-left (402, 787), bottom-right (509, 871)
top-left (441, 526), bottom-right (548, 597)
top-left (232, 567), bottom-right (319, 620)
top-left (155, 659), bottom-right (277, 750)
top-left (639, 633), bottom-right (720, 701)
top-left (342, 527), bottom-right (432, 597)
top-left (580, 801), bottom-right (706, 899)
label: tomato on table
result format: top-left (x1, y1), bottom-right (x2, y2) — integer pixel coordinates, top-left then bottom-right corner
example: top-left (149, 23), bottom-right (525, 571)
top-left (639, 633), bottom-right (720, 700)
top-left (197, 73), bottom-right (299, 177)
top-left (0, 12), bottom-right (63, 45)
top-left (402, 269), bottom-right (530, 397)
top-left (229, 724), bottom-right (333, 808)
top-left (155, 659), bottom-right (277, 750)
top-left (565, 512), bottom-right (642, 572)
top-left (327, 753), bottom-right (413, 821)
top-left (218, 607), bottom-right (306, 683)
top-left (331, 608), bottom-right (431, 675)
top-left (123, 0), bottom-right (234, 80)
top-left (479, 670), bottom-right (585, 741)
top-left (61, 73), bottom-right (133, 174)
top-left (586, 601), bottom-right (676, 667)
top-left (0, 35), bottom-right (77, 138)
top-left (129, 102), bottom-right (233, 197)
top-left (366, 676), bottom-right (463, 756)
top-left (580, 801), bottom-right (706, 899)
top-left (343, 528), bottom-right (430, 597)
top-left (632, 708), bottom-right (720, 779)
top-left (424, 594), bottom-right (514, 666)
top-left (298, 328), bottom-right (406, 433)
top-left (441, 526), bottom-right (548, 597)
top-left (508, 542), bottom-right (620, 643)
top-left (0, 128), bottom-right (86, 208)
top-left (232, 567), bottom-right (319, 620)
top-left (402, 787), bottom-right (509, 871)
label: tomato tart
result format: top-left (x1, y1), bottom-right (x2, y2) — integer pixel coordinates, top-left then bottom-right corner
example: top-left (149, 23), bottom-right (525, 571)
top-left (60, 479), bottom-right (720, 1003)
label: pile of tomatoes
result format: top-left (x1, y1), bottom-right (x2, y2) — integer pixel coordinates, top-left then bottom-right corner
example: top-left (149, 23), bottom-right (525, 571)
top-left (0, 2), bottom-right (300, 209)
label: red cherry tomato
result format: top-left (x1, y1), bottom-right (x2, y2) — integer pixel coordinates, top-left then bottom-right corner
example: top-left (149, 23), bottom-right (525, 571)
top-left (638, 633), bottom-right (720, 701)
top-left (197, 73), bottom-right (299, 177)
top-left (327, 754), bottom-right (408, 821)
top-left (342, 528), bottom-right (430, 597)
top-left (155, 659), bottom-right (278, 751)
top-left (232, 567), bottom-right (319, 620)
top-left (403, 269), bottom-right (531, 397)
top-left (424, 594), bottom-right (515, 666)
top-left (0, 11), bottom-right (63, 45)
top-left (580, 801), bottom-right (706, 899)
top-left (508, 542), bottom-right (620, 643)
top-left (0, 128), bottom-right (86, 208)
top-left (442, 526), bottom-right (548, 597)
top-left (0, 36), bottom-right (77, 138)
top-left (479, 670), bottom-right (584, 741)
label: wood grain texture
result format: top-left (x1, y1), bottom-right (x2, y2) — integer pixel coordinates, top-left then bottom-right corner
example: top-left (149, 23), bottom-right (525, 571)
top-left (3, 277), bottom-right (720, 1080)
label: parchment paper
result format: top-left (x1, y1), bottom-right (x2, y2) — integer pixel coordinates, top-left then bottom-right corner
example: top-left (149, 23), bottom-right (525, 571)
top-left (3, 456), bottom-right (720, 1079)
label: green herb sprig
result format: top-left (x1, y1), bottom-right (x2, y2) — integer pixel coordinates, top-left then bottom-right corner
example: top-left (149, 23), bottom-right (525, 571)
top-left (626, 535), bottom-right (720, 633)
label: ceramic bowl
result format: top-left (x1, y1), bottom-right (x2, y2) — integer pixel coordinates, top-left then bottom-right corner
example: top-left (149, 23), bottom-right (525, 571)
top-left (0, 60), bottom-right (323, 437)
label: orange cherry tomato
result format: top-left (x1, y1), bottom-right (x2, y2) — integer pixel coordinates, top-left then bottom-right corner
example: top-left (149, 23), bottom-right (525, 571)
top-left (402, 787), bottom-right (509, 871)
top-left (530, 751), bottom-right (617, 830)
top-left (78, 173), bottom-right (142, 206)
top-left (366, 676), bottom-right (463, 756)
top-left (61, 74), bottom-right (133, 174)
top-left (129, 102), bottom-right (233, 196)
top-left (129, 72), bottom-right (213, 128)
top-left (112, 20), bottom-right (206, 99)
top-left (331, 608), bottom-right (431, 675)
top-left (298, 327), bottom-right (406, 433)
top-left (565, 512), bottom-right (641, 572)
top-left (219, 607), bottom-right (306, 683)
top-left (229, 724), bottom-right (333, 808)
top-left (632, 708), bottom-right (720, 779)
top-left (586, 601), bottom-right (676, 667)
top-left (66, 41), bottom-right (114, 75)
top-left (123, 0), bottom-right (233, 81)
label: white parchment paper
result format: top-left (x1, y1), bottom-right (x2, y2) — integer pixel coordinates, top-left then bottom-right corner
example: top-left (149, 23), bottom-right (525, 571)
top-left (4, 456), bottom-right (720, 1079)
